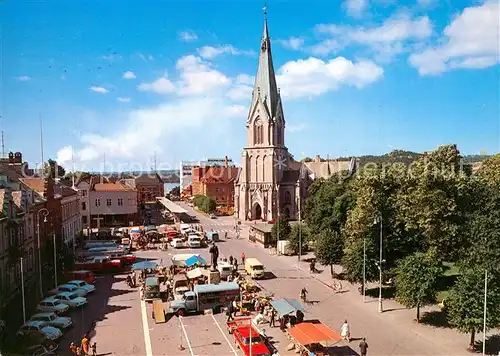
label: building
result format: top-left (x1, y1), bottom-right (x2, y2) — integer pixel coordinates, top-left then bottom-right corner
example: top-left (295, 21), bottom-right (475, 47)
top-left (76, 176), bottom-right (137, 228)
top-left (180, 158), bottom-right (234, 191)
top-left (121, 173), bottom-right (164, 205)
top-left (191, 159), bottom-right (240, 212)
top-left (55, 184), bottom-right (81, 248)
top-left (234, 13), bottom-right (311, 222)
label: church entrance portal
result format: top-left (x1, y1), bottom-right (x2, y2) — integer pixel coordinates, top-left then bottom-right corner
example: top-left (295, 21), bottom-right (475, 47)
top-left (252, 203), bottom-right (262, 221)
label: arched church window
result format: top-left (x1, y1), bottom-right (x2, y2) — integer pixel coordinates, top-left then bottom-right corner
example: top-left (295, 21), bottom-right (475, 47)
top-left (254, 119), bottom-right (263, 145)
top-left (284, 191), bottom-right (291, 204)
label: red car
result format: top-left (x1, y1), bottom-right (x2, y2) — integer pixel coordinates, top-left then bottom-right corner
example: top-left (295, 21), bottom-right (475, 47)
top-left (227, 318), bottom-right (272, 356)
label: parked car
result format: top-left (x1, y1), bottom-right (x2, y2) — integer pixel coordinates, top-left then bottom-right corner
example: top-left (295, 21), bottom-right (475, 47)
top-left (17, 321), bottom-right (62, 341)
top-left (171, 238), bottom-right (184, 249)
top-left (31, 344), bottom-right (58, 356)
top-left (187, 235), bottom-right (201, 248)
top-left (66, 280), bottom-right (96, 294)
top-left (29, 313), bottom-right (72, 330)
top-left (227, 318), bottom-right (272, 356)
top-left (36, 298), bottom-right (70, 314)
top-left (48, 284), bottom-right (87, 297)
top-left (52, 293), bottom-right (87, 308)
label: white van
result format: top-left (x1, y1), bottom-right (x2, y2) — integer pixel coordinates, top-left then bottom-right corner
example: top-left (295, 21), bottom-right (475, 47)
top-left (187, 235), bottom-right (201, 248)
top-left (217, 263), bottom-right (232, 279)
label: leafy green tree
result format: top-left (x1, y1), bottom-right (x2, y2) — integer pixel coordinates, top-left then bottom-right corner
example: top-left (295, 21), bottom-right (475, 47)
top-left (446, 268), bottom-right (500, 350)
top-left (193, 195), bottom-right (206, 208)
top-left (314, 229), bottom-right (344, 276)
top-left (394, 252), bottom-right (444, 322)
top-left (201, 197), bottom-right (216, 213)
top-left (271, 215), bottom-right (291, 241)
top-left (45, 159), bottom-right (66, 178)
top-left (287, 222), bottom-right (309, 255)
top-left (341, 236), bottom-right (378, 287)
top-left (476, 153), bottom-right (500, 183)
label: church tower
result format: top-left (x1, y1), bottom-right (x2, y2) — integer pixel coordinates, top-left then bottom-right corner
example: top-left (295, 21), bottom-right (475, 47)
top-left (235, 8), bottom-right (292, 222)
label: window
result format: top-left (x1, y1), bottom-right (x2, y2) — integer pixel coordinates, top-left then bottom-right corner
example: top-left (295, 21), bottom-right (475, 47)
top-left (118, 198), bottom-right (123, 206)
top-left (95, 199), bottom-right (100, 207)
top-left (284, 191), bottom-right (291, 204)
top-left (82, 190), bottom-right (87, 197)
top-left (82, 216), bottom-right (87, 224)
top-left (106, 199), bottom-right (112, 206)
top-left (82, 202), bottom-right (86, 211)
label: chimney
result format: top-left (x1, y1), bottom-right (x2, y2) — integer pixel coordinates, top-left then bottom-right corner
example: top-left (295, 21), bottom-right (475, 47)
top-left (8, 152), bottom-right (14, 164)
top-left (314, 155), bottom-right (321, 163)
top-left (14, 152), bottom-right (22, 164)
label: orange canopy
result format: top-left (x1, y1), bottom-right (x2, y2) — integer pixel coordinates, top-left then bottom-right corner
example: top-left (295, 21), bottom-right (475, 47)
top-left (288, 322), bottom-right (342, 346)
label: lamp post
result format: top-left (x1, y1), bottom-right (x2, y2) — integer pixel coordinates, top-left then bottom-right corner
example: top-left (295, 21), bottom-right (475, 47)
top-left (53, 233), bottom-right (58, 288)
top-left (20, 257), bottom-right (26, 323)
top-left (374, 215), bottom-right (383, 313)
top-left (36, 208), bottom-right (49, 298)
top-left (298, 195), bottom-right (302, 262)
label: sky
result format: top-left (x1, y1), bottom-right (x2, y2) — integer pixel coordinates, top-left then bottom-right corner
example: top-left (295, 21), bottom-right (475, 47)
top-left (2, 0), bottom-right (499, 173)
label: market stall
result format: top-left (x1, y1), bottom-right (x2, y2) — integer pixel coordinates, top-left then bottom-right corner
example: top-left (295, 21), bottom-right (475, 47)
top-left (270, 298), bottom-right (304, 318)
top-left (287, 322), bottom-right (342, 356)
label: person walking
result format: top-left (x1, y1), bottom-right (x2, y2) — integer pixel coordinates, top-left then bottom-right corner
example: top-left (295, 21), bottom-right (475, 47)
top-left (340, 320), bottom-right (351, 343)
top-left (359, 338), bottom-right (368, 356)
top-left (76, 347), bottom-right (82, 356)
top-left (270, 308), bottom-right (276, 327)
top-left (70, 342), bottom-right (77, 355)
top-left (91, 342), bottom-right (97, 356)
top-left (226, 302), bottom-right (234, 322)
top-left (241, 252), bottom-right (246, 265)
top-left (229, 255), bottom-right (234, 265)
top-left (81, 334), bottom-right (90, 355)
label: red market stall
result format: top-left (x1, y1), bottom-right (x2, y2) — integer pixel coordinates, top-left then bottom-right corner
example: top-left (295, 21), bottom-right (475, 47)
top-left (288, 322), bottom-right (342, 356)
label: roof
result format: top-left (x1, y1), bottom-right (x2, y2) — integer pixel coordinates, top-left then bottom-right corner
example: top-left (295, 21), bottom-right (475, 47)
top-left (288, 322), bottom-right (341, 346)
top-left (54, 184), bottom-right (78, 198)
top-left (156, 197), bottom-right (187, 213)
top-left (270, 298), bottom-right (304, 317)
top-left (250, 222), bottom-right (273, 233)
top-left (194, 282), bottom-right (240, 294)
top-left (280, 169), bottom-right (301, 184)
top-left (200, 166), bottom-right (239, 184)
top-left (94, 182), bottom-right (135, 192)
top-left (19, 178), bottom-right (45, 194)
top-left (304, 161), bottom-right (351, 180)
top-left (249, 15), bottom-right (280, 120)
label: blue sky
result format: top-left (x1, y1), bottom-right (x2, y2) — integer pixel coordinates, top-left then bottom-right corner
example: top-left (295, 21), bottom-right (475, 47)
top-left (2, 0), bottom-right (499, 172)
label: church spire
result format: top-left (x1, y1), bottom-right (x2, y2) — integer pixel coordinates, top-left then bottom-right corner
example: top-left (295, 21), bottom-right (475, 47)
top-left (252, 5), bottom-right (280, 119)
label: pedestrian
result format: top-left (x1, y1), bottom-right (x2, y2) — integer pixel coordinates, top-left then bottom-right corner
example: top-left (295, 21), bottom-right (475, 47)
top-left (76, 347), bottom-right (82, 356)
top-left (359, 337), bottom-right (368, 356)
top-left (340, 320), bottom-right (351, 342)
top-left (81, 334), bottom-right (90, 355)
top-left (70, 342), bottom-right (77, 355)
top-left (226, 303), bottom-right (234, 322)
top-left (241, 252), bottom-right (246, 265)
top-left (91, 342), bottom-right (97, 356)
top-left (229, 255), bottom-right (234, 265)
top-left (296, 309), bottom-right (304, 324)
top-left (225, 231), bottom-right (227, 239)
top-left (270, 308), bottom-right (276, 327)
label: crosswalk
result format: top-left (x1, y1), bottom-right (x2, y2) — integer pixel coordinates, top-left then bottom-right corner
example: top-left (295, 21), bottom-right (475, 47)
top-left (188, 222), bottom-right (238, 235)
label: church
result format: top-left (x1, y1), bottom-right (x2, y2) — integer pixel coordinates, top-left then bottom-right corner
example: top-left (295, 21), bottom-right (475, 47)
top-left (235, 12), bottom-right (350, 222)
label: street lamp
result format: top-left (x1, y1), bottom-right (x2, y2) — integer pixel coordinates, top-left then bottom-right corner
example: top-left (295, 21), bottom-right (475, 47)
top-left (374, 215), bottom-right (384, 313)
top-left (53, 234), bottom-right (58, 288)
top-left (20, 257), bottom-right (26, 323)
top-left (36, 208), bottom-right (49, 298)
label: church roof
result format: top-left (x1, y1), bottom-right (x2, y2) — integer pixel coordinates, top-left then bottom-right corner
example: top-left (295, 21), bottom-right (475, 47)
top-left (249, 12), bottom-right (281, 120)
top-left (280, 169), bottom-right (301, 184)
top-left (304, 161), bottom-right (351, 180)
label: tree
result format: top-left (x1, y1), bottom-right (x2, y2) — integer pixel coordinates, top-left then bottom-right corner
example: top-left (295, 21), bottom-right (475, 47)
top-left (201, 196), bottom-right (216, 213)
top-left (193, 195), bottom-right (206, 209)
top-left (287, 222), bottom-right (309, 255)
top-left (394, 252), bottom-right (444, 322)
top-left (476, 153), bottom-right (500, 183)
top-left (341, 236), bottom-right (378, 287)
top-left (45, 159), bottom-right (66, 178)
top-left (271, 215), bottom-right (291, 242)
top-left (314, 229), bottom-right (344, 276)
top-left (446, 268), bottom-right (500, 350)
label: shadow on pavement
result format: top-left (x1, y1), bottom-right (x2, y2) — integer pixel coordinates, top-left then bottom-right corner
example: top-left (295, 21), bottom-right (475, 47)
top-left (365, 286), bottom-right (395, 299)
top-left (474, 334), bottom-right (500, 354)
top-left (264, 271), bottom-right (277, 280)
top-left (419, 310), bottom-right (451, 328)
top-left (108, 288), bottom-right (135, 298)
top-left (327, 345), bottom-right (360, 355)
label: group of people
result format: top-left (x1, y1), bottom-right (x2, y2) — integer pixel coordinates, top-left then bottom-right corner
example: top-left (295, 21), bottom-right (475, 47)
top-left (69, 334), bottom-right (96, 356)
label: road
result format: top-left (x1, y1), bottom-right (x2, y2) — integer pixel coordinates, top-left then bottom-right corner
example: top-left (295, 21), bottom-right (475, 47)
top-left (60, 202), bottom-right (475, 356)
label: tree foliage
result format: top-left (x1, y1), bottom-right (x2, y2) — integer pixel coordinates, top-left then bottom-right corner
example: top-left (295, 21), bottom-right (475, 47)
top-left (271, 215), bottom-right (291, 242)
top-left (446, 269), bottom-right (500, 350)
top-left (314, 229), bottom-right (344, 276)
top-left (193, 195), bottom-right (217, 213)
top-left (287, 222), bottom-right (309, 255)
top-left (341, 236), bottom-right (378, 285)
top-left (394, 252), bottom-right (444, 322)
top-left (45, 159), bottom-right (66, 178)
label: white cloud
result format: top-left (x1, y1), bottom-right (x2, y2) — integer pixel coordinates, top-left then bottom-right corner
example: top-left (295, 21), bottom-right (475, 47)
top-left (16, 75), bottom-right (31, 82)
top-left (102, 54), bottom-right (121, 61)
top-left (313, 13), bottom-right (432, 60)
top-left (123, 71), bottom-right (136, 79)
top-left (278, 37), bottom-right (306, 50)
top-left (137, 77), bottom-right (176, 94)
top-left (117, 97), bottom-right (131, 103)
top-left (286, 123), bottom-right (306, 133)
top-left (197, 45), bottom-right (254, 59)
top-left (89, 86), bottom-right (109, 94)
top-left (409, 1), bottom-right (500, 75)
top-left (176, 55), bottom-right (231, 96)
top-left (235, 74), bottom-right (254, 85)
top-left (277, 57), bottom-right (383, 99)
top-left (56, 146), bottom-right (74, 165)
top-left (343, 0), bottom-right (369, 18)
top-left (179, 30), bottom-right (198, 42)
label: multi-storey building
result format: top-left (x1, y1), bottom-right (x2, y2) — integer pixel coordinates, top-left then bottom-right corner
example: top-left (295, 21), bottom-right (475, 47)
top-left (180, 157), bottom-right (234, 191)
top-left (76, 176), bottom-right (137, 228)
top-left (121, 173), bottom-right (164, 205)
